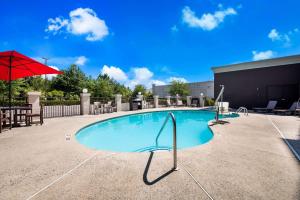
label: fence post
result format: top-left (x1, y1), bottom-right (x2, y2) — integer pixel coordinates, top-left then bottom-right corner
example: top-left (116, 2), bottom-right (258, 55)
top-left (154, 95), bottom-right (159, 108)
top-left (115, 94), bottom-right (122, 112)
top-left (80, 91), bottom-right (91, 115)
top-left (27, 92), bottom-right (41, 114)
top-left (62, 104), bottom-right (65, 117)
top-left (186, 96), bottom-right (191, 106)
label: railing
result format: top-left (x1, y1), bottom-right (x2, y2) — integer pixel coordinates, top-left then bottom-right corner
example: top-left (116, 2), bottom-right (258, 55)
top-left (121, 96), bottom-right (130, 103)
top-left (0, 96), bottom-right (27, 107)
top-left (90, 96), bottom-right (115, 104)
top-left (90, 97), bottom-right (116, 114)
top-left (158, 98), bottom-right (167, 107)
top-left (236, 107), bottom-right (248, 115)
top-left (214, 85), bottom-right (224, 122)
top-left (144, 97), bottom-right (154, 109)
top-left (155, 112), bottom-right (178, 170)
top-left (41, 98), bottom-right (80, 118)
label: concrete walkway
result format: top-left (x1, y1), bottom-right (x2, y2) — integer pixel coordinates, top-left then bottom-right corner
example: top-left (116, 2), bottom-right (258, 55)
top-left (0, 108), bottom-right (299, 200)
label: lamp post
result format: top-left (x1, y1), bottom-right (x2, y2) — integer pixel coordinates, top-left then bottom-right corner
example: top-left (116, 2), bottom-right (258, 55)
top-left (41, 57), bottom-right (49, 98)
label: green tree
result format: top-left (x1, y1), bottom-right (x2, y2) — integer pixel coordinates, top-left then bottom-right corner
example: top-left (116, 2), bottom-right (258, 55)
top-left (132, 84), bottom-right (147, 97)
top-left (93, 74), bottom-right (115, 100)
top-left (169, 80), bottom-right (190, 97)
top-left (113, 82), bottom-right (132, 99)
top-left (51, 64), bottom-right (87, 97)
top-left (47, 89), bottom-right (64, 99)
top-left (0, 81), bottom-right (7, 97)
top-left (25, 76), bottom-right (45, 92)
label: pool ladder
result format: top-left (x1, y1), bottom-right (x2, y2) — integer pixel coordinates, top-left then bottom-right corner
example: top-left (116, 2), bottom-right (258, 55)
top-left (155, 112), bottom-right (178, 170)
top-left (236, 107), bottom-right (248, 115)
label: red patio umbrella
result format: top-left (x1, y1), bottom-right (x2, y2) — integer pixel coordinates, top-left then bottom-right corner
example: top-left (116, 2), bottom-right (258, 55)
top-left (0, 50), bottom-right (62, 127)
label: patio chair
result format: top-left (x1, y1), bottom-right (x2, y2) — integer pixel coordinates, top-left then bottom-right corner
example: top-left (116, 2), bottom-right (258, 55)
top-left (253, 100), bottom-right (277, 113)
top-left (104, 101), bottom-right (115, 113)
top-left (93, 102), bottom-right (103, 114)
top-left (25, 105), bottom-right (43, 126)
top-left (0, 109), bottom-right (11, 133)
top-left (273, 102), bottom-right (298, 115)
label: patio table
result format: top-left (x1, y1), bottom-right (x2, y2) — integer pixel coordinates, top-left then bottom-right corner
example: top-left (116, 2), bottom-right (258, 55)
top-left (0, 106), bottom-right (32, 127)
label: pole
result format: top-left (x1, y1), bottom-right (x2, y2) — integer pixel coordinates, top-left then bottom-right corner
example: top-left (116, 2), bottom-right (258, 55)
top-left (42, 57), bottom-right (49, 98)
top-left (170, 113), bottom-right (178, 170)
top-left (9, 55), bottom-right (12, 129)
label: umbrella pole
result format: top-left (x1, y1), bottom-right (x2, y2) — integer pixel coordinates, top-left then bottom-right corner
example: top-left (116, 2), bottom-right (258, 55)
top-left (9, 55), bottom-right (12, 129)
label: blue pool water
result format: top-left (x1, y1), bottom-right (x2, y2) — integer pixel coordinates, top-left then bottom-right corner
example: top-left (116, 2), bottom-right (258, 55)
top-left (76, 110), bottom-right (237, 152)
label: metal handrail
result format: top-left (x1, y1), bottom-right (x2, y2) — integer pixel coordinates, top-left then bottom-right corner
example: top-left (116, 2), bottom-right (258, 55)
top-left (236, 107), bottom-right (248, 115)
top-left (155, 112), bottom-right (178, 170)
top-left (215, 85), bottom-right (224, 122)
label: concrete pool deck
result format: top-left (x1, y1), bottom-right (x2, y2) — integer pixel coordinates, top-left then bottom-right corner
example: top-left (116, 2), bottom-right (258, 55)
top-left (0, 108), bottom-right (299, 200)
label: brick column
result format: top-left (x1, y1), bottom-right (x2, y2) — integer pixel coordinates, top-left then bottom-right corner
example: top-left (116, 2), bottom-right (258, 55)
top-left (186, 96), bottom-right (191, 106)
top-left (27, 92), bottom-right (41, 114)
top-left (115, 94), bottom-right (122, 112)
top-left (80, 92), bottom-right (91, 115)
top-left (199, 93), bottom-right (204, 107)
top-left (154, 95), bottom-right (159, 108)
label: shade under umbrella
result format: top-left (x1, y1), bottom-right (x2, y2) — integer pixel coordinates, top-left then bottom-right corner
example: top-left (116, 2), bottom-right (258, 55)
top-left (0, 50), bottom-right (63, 128)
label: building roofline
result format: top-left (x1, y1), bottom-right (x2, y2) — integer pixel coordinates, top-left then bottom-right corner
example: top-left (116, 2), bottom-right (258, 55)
top-left (153, 80), bottom-right (214, 87)
top-left (211, 54), bottom-right (300, 74)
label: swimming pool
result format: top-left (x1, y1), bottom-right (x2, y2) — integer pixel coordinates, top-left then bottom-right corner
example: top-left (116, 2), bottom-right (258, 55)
top-left (76, 110), bottom-right (237, 152)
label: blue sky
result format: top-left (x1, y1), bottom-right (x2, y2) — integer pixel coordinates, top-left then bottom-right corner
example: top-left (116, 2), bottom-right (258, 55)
top-left (1, 0), bottom-right (300, 88)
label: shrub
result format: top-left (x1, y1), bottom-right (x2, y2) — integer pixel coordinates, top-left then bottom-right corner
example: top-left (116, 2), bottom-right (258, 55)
top-left (204, 97), bottom-right (215, 106)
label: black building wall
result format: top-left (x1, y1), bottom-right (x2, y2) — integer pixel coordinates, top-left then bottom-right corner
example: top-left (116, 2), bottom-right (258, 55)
top-left (214, 63), bottom-right (300, 109)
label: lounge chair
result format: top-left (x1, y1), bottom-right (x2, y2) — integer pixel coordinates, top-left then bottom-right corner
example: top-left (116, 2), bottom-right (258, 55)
top-left (253, 100), bottom-right (277, 113)
top-left (274, 102), bottom-right (298, 115)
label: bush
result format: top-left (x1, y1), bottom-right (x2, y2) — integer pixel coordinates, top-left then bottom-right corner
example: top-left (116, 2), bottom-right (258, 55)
top-left (204, 97), bottom-right (215, 106)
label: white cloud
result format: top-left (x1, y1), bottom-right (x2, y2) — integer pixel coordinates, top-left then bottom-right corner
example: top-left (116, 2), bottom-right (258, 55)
top-left (252, 50), bottom-right (275, 61)
top-left (167, 77), bottom-right (188, 83)
top-left (98, 65), bottom-right (178, 89)
top-left (75, 56), bottom-right (88, 66)
top-left (45, 17), bottom-right (69, 35)
top-left (268, 29), bottom-right (280, 41)
top-left (133, 67), bottom-right (153, 81)
top-left (101, 65), bottom-right (128, 82)
top-left (182, 5), bottom-right (237, 31)
top-left (126, 67), bottom-right (154, 88)
top-left (33, 56), bottom-right (88, 68)
top-left (152, 80), bottom-right (166, 86)
top-left (268, 28), bottom-right (299, 46)
top-left (46, 8), bottom-right (109, 41)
